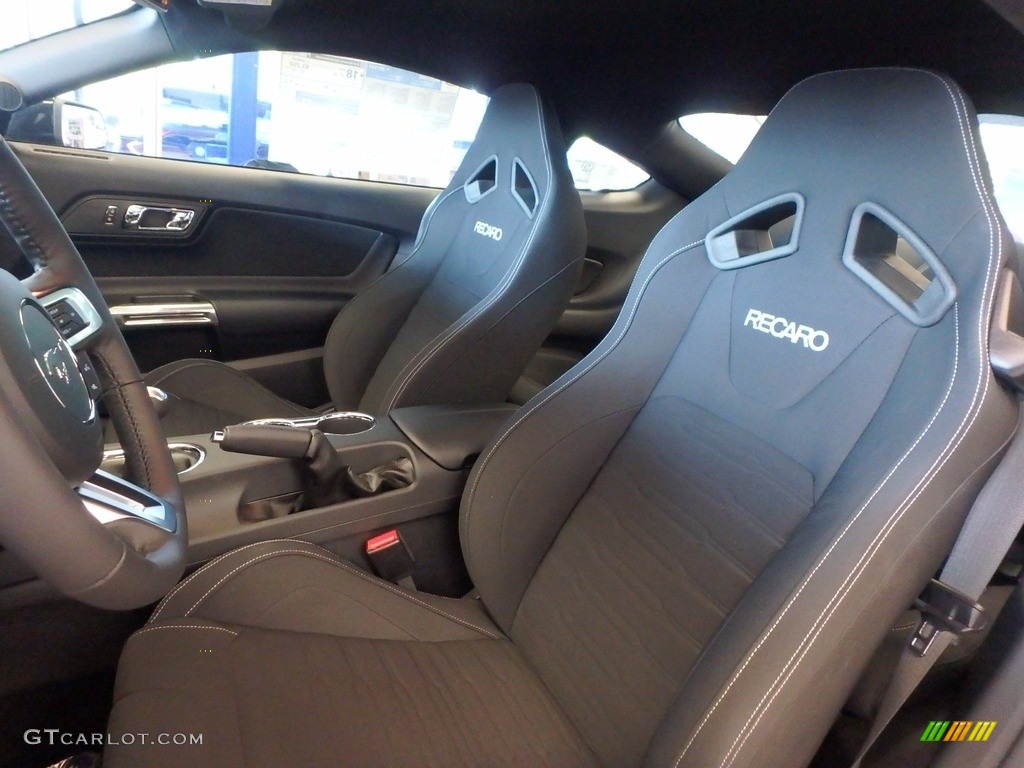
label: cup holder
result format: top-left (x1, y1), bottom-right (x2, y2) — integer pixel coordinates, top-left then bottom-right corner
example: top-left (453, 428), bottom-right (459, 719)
top-left (316, 412), bottom-right (376, 435)
top-left (101, 443), bottom-right (206, 478)
top-left (241, 412), bottom-right (376, 436)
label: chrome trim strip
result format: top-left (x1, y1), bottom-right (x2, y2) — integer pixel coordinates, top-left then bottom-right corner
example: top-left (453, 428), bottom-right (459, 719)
top-left (241, 412), bottom-right (376, 434)
top-left (101, 442), bottom-right (206, 476)
top-left (77, 469), bottom-right (176, 533)
top-left (109, 301), bottom-right (218, 328)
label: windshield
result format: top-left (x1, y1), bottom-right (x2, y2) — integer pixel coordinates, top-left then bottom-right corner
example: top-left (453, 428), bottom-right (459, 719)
top-left (0, 0), bottom-right (136, 53)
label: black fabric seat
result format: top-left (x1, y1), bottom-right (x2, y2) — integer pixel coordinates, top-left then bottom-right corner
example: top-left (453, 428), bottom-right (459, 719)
top-left (147, 82), bottom-right (586, 437)
top-left (107, 69), bottom-right (1018, 768)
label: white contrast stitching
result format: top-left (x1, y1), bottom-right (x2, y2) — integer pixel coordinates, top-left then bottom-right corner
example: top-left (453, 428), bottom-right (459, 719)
top-left (149, 538), bottom-right (301, 622)
top-left (718, 74), bottom-right (1003, 768)
top-left (656, 69), bottom-right (1002, 768)
top-left (462, 237), bottom-right (706, 570)
top-left (174, 540), bottom-right (502, 640)
top-left (321, 185), bottom-right (461, 400)
top-left (411, 186), bottom-right (463, 253)
top-left (722, 306), bottom-right (965, 767)
top-left (147, 361), bottom-right (310, 415)
top-left (133, 624), bottom-right (238, 638)
top-left (381, 88), bottom-right (556, 412)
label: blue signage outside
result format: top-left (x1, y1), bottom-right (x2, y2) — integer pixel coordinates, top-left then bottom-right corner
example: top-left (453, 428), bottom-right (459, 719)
top-left (365, 63), bottom-right (443, 91)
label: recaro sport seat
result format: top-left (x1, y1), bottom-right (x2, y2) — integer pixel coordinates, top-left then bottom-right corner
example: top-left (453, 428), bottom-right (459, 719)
top-left (106, 69), bottom-right (1017, 768)
top-left (145, 82), bottom-right (586, 437)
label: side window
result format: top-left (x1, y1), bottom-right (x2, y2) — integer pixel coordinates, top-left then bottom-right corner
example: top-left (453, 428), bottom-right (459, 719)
top-left (67, 52), bottom-right (490, 187)
top-left (567, 137), bottom-right (650, 192)
top-left (680, 111), bottom-right (1024, 242)
top-left (66, 51), bottom-right (652, 193)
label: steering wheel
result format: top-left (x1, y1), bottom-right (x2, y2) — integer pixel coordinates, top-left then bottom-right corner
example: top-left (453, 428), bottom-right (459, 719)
top-left (0, 135), bottom-right (187, 609)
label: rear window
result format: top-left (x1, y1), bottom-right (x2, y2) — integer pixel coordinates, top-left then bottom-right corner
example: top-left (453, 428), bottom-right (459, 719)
top-left (680, 112), bottom-right (1024, 242)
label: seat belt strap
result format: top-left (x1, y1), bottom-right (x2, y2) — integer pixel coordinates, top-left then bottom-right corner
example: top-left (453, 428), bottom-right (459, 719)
top-left (852, 404), bottom-right (1024, 767)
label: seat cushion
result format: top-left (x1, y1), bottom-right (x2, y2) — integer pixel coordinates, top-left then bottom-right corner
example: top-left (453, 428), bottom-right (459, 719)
top-left (106, 541), bottom-right (597, 768)
top-left (143, 359), bottom-right (316, 438)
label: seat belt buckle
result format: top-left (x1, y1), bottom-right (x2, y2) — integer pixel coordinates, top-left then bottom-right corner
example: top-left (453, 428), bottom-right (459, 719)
top-left (908, 579), bottom-right (987, 657)
top-left (366, 529), bottom-right (417, 590)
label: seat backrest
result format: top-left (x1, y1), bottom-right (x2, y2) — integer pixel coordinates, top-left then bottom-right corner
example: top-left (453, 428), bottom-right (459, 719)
top-left (322, 83), bottom-right (585, 414)
top-left (461, 69), bottom-right (1017, 768)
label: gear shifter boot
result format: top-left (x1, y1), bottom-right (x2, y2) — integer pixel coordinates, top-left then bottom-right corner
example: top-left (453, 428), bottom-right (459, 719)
top-left (345, 457), bottom-right (415, 497)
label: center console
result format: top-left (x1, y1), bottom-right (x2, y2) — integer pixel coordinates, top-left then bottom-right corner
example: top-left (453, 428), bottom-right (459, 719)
top-left (111, 403), bottom-right (519, 565)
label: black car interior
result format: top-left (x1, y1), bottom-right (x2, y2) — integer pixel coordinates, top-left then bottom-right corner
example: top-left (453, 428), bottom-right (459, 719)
top-left (101, 68), bottom-right (1019, 767)
top-left (1, 2), bottom-right (1024, 768)
top-left (141, 82), bottom-right (587, 437)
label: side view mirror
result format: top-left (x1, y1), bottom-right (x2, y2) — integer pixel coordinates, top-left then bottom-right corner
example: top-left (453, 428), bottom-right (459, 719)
top-left (6, 98), bottom-right (108, 151)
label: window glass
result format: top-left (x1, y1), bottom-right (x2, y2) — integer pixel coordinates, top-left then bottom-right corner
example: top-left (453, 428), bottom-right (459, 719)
top-left (0, 0), bottom-right (135, 53)
top-left (567, 137), bottom-right (650, 191)
top-left (63, 51), bottom-right (651, 191)
top-left (67, 52), bottom-right (490, 187)
top-left (680, 112), bottom-right (1024, 241)
top-left (978, 115), bottom-right (1024, 243)
top-left (678, 113), bottom-right (764, 164)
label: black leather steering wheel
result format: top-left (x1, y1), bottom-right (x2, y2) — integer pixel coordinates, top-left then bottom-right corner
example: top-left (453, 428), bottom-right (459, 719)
top-left (0, 135), bottom-right (187, 609)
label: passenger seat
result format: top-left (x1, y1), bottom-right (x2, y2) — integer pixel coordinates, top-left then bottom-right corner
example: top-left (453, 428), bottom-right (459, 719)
top-left (143, 83), bottom-right (586, 437)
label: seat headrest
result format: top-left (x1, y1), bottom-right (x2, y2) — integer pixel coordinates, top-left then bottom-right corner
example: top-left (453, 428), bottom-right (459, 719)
top-left (678, 68), bottom-right (1010, 432)
top-left (448, 83), bottom-right (560, 217)
top-left (710, 68), bottom-right (999, 299)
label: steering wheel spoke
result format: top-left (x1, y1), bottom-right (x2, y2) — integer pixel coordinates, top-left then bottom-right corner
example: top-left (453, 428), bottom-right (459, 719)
top-left (36, 285), bottom-right (105, 350)
top-left (77, 469), bottom-right (178, 533)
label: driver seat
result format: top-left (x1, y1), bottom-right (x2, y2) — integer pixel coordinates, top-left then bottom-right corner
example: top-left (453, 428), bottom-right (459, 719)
top-left (106, 69), bottom-right (1017, 768)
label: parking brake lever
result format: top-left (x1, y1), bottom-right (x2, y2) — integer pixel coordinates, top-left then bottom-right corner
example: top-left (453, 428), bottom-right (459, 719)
top-left (213, 424), bottom-right (348, 508)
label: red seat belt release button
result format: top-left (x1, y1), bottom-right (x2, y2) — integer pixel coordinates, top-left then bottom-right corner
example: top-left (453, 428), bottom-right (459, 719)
top-left (365, 529), bottom-right (416, 589)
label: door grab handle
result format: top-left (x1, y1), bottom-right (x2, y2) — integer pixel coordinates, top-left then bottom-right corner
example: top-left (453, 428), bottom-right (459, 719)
top-left (109, 301), bottom-right (218, 328)
top-left (123, 204), bottom-right (195, 232)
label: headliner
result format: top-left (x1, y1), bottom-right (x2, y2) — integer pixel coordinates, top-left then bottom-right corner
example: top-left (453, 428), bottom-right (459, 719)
top-left (169, 0), bottom-right (1024, 146)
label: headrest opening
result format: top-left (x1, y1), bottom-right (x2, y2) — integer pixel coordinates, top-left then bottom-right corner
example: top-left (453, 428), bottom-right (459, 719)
top-left (706, 193), bottom-right (805, 270)
top-left (465, 156), bottom-right (498, 203)
top-left (842, 201), bottom-right (957, 326)
top-left (512, 158), bottom-right (539, 218)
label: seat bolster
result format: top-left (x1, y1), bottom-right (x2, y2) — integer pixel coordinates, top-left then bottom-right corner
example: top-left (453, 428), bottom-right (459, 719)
top-left (144, 358), bottom-right (315, 437)
top-left (644, 389), bottom-right (1017, 768)
top-left (108, 620), bottom-right (245, 768)
top-left (148, 539), bottom-right (504, 642)
top-left (109, 615), bottom-right (597, 768)
top-left (461, 240), bottom-right (719, 631)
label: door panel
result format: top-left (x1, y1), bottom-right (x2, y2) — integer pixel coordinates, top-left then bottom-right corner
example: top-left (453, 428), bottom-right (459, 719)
top-left (74, 207), bottom-right (390, 279)
top-left (11, 143), bottom-right (438, 389)
top-left (13, 142), bottom-right (684, 406)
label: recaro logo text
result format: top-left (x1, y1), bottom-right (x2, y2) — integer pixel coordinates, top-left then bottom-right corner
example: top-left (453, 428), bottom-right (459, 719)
top-left (743, 308), bottom-right (830, 352)
top-left (474, 221), bottom-right (503, 241)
